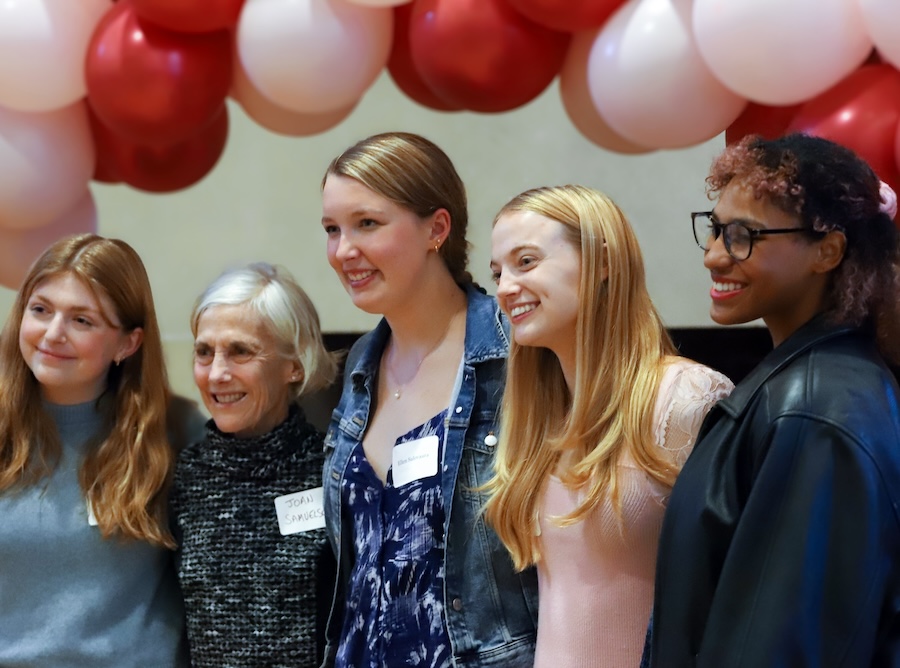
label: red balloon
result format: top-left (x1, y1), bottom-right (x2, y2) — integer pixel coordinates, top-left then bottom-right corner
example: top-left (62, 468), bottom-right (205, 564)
top-left (131, 0), bottom-right (244, 33)
top-left (408, 0), bottom-right (570, 113)
top-left (88, 106), bottom-right (122, 184)
top-left (725, 102), bottom-right (802, 145)
top-left (86, 2), bottom-right (232, 146)
top-left (506, 0), bottom-right (626, 33)
top-left (91, 104), bottom-right (229, 193)
top-left (388, 2), bottom-right (461, 112)
top-left (788, 64), bottom-right (900, 188)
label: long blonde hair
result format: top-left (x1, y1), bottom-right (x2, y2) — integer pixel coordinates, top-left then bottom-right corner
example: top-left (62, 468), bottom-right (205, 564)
top-left (0, 234), bottom-right (176, 547)
top-left (484, 185), bottom-right (676, 570)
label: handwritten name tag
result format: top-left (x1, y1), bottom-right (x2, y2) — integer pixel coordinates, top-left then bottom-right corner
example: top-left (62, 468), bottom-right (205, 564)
top-left (392, 435), bottom-right (439, 487)
top-left (274, 487), bottom-right (326, 536)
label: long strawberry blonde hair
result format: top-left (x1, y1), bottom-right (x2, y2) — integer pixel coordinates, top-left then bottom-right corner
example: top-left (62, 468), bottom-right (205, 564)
top-left (484, 185), bottom-right (676, 571)
top-left (0, 234), bottom-right (176, 547)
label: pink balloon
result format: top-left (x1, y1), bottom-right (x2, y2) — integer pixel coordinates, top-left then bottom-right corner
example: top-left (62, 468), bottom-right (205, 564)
top-left (859, 0), bottom-right (900, 71)
top-left (231, 52), bottom-right (357, 136)
top-left (0, 0), bottom-right (112, 112)
top-left (559, 30), bottom-right (651, 154)
top-left (588, 0), bottom-right (747, 149)
top-left (237, 0), bottom-right (392, 114)
top-left (693, 0), bottom-right (872, 105)
top-left (0, 190), bottom-right (98, 289)
top-left (0, 102), bottom-right (95, 230)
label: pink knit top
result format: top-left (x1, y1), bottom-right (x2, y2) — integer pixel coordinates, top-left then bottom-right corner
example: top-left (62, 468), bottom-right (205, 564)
top-left (533, 359), bottom-right (733, 668)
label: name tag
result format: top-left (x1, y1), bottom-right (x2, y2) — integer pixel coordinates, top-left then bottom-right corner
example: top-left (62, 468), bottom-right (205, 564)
top-left (392, 435), bottom-right (439, 487)
top-left (274, 487), bottom-right (326, 536)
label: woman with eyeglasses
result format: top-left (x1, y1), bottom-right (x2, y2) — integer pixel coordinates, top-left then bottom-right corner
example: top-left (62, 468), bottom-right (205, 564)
top-left (646, 133), bottom-right (900, 667)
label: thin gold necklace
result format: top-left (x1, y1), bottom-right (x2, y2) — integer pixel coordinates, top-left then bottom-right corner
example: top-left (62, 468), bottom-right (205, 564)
top-left (384, 312), bottom-right (458, 400)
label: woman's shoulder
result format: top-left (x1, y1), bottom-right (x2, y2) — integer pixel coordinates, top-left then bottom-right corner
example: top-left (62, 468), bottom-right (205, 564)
top-left (653, 357), bottom-right (734, 464)
top-left (660, 357), bottom-right (734, 403)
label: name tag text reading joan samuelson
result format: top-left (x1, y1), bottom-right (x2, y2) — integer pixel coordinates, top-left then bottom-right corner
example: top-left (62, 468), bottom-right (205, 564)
top-left (274, 487), bottom-right (326, 536)
top-left (392, 435), bottom-right (439, 487)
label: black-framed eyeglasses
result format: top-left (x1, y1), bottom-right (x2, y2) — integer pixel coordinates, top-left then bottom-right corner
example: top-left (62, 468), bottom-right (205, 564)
top-left (691, 211), bottom-right (813, 261)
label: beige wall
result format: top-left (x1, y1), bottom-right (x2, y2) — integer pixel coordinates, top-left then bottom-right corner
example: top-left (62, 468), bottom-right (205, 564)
top-left (0, 72), bottom-right (725, 410)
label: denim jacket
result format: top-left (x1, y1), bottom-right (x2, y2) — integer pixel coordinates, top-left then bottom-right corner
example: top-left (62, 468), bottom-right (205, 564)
top-left (321, 285), bottom-right (539, 668)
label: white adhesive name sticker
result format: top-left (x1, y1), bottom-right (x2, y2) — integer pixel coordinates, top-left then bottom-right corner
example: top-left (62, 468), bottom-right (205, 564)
top-left (392, 435), bottom-right (439, 487)
top-left (274, 486), bottom-right (326, 536)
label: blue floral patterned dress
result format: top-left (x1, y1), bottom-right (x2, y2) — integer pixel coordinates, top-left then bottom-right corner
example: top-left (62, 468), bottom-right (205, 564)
top-left (336, 410), bottom-right (452, 668)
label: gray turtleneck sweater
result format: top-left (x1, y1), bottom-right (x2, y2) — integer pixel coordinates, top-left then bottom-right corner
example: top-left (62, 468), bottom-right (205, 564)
top-left (0, 400), bottom-right (188, 667)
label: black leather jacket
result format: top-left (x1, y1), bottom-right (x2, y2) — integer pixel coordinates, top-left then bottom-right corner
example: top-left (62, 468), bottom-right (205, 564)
top-left (650, 316), bottom-right (900, 667)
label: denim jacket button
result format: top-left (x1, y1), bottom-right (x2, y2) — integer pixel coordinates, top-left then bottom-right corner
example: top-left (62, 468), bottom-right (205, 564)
top-left (455, 406), bottom-right (462, 414)
top-left (451, 598), bottom-right (463, 611)
top-left (484, 433), bottom-right (497, 447)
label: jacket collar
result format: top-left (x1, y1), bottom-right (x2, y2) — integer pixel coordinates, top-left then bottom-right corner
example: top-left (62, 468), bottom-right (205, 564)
top-left (719, 315), bottom-right (857, 418)
top-left (348, 284), bottom-right (509, 388)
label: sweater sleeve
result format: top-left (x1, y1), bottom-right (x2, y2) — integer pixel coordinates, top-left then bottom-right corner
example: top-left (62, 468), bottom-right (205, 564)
top-left (695, 416), bottom-right (897, 667)
top-left (656, 363), bottom-right (734, 468)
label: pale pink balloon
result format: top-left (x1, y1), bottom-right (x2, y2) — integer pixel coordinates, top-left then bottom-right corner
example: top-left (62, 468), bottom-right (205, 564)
top-left (237, 0), bottom-right (392, 114)
top-left (559, 30), bottom-right (652, 154)
top-left (0, 190), bottom-right (98, 290)
top-left (859, 0), bottom-right (900, 71)
top-left (693, 0), bottom-right (872, 105)
top-left (0, 0), bottom-right (112, 112)
top-left (588, 0), bottom-right (747, 149)
top-left (0, 102), bottom-right (95, 230)
top-left (231, 52), bottom-right (357, 136)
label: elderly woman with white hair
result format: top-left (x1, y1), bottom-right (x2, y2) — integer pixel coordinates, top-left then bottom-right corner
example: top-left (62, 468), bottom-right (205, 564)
top-left (170, 262), bottom-right (339, 668)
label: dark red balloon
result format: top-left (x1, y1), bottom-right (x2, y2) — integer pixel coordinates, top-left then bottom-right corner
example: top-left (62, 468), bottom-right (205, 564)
top-left (787, 65), bottom-right (900, 189)
top-left (506, 0), bottom-right (626, 33)
top-left (131, 0), bottom-right (244, 34)
top-left (86, 2), bottom-right (232, 147)
top-left (409, 0), bottom-right (570, 113)
top-left (725, 102), bottom-right (802, 145)
top-left (388, 2), bottom-right (461, 112)
top-left (91, 104), bottom-right (229, 193)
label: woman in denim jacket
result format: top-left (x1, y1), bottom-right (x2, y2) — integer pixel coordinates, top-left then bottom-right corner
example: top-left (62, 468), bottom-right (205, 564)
top-left (319, 132), bottom-right (539, 668)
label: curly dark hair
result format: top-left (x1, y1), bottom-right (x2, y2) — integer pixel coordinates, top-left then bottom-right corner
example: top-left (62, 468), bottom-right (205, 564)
top-left (707, 133), bottom-right (900, 361)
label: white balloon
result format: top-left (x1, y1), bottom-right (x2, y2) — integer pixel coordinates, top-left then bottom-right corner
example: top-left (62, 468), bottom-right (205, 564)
top-left (232, 53), bottom-right (357, 136)
top-left (693, 0), bottom-right (872, 105)
top-left (0, 0), bottom-right (112, 112)
top-left (0, 189), bottom-right (98, 290)
top-left (859, 0), bottom-right (900, 70)
top-left (588, 0), bottom-right (747, 149)
top-left (0, 102), bottom-right (96, 230)
top-left (237, 0), bottom-right (393, 114)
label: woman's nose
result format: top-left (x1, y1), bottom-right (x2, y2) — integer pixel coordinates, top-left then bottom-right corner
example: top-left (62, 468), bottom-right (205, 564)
top-left (208, 353), bottom-right (232, 382)
top-left (44, 314), bottom-right (67, 342)
top-left (703, 234), bottom-right (733, 271)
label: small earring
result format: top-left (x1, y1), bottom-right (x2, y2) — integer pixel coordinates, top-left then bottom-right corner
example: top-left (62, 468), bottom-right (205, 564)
top-left (114, 357), bottom-right (121, 367)
top-left (433, 242), bottom-right (440, 253)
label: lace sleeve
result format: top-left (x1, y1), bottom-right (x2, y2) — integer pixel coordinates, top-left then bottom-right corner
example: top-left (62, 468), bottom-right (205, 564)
top-left (654, 362), bottom-right (734, 468)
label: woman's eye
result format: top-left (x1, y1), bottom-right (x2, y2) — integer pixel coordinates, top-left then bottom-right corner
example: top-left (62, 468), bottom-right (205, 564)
top-left (519, 256), bottom-right (536, 268)
top-left (323, 224), bottom-right (338, 235)
top-left (490, 271), bottom-right (501, 284)
top-left (28, 304), bottom-right (48, 316)
top-left (360, 218), bottom-right (378, 228)
top-left (194, 348), bottom-right (213, 364)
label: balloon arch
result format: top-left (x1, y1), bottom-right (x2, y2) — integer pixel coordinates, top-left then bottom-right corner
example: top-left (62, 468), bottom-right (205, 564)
top-left (0, 0), bottom-right (898, 288)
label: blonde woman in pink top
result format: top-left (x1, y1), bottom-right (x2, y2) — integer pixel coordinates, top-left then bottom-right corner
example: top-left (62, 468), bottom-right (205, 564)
top-left (485, 185), bottom-right (733, 668)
